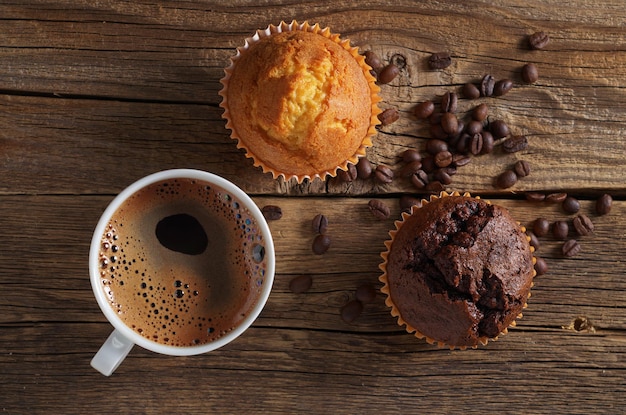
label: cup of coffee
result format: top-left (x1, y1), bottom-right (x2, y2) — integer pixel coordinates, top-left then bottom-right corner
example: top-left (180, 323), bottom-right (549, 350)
top-left (89, 169), bottom-right (275, 376)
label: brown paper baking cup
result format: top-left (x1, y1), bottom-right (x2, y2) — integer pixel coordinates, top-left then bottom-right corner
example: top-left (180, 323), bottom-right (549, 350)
top-left (379, 191), bottom-right (536, 350)
top-left (219, 20), bottom-right (382, 183)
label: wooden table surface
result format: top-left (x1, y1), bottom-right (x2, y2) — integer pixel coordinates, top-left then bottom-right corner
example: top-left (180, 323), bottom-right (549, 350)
top-left (2, 1), bottom-right (626, 414)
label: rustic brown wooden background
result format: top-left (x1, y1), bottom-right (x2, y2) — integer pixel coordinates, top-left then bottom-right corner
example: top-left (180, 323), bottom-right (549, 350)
top-left (1, 1), bottom-right (625, 414)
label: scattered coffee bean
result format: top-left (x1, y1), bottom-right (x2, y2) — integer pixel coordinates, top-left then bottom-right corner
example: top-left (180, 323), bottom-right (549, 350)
top-left (401, 149), bottom-right (422, 163)
top-left (399, 195), bottom-right (422, 212)
top-left (336, 163), bottom-right (358, 182)
top-left (596, 194), bottom-right (612, 215)
top-left (534, 257), bottom-right (548, 276)
top-left (496, 170), bottom-right (518, 189)
top-left (356, 157), bottom-right (373, 179)
top-left (398, 159), bottom-right (423, 177)
top-left (514, 160), bottom-right (531, 178)
top-left (363, 51), bottom-right (384, 72)
top-left (261, 205), bottom-right (283, 221)
top-left (533, 218), bottom-right (550, 237)
top-left (463, 82), bottom-right (481, 99)
top-left (368, 199), bottom-right (391, 220)
top-left (493, 79), bottom-right (513, 96)
top-left (529, 31), bottom-right (550, 50)
top-left (480, 131), bottom-right (495, 154)
top-left (355, 283), bottom-right (377, 304)
top-left (425, 180), bottom-right (445, 193)
top-left (421, 156), bottom-right (436, 173)
top-left (411, 170), bottom-right (429, 189)
top-left (480, 74), bottom-right (495, 97)
top-left (545, 192), bottom-right (568, 203)
top-left (441, 91), bottom-right (458, 113)
top-left (312, 214), bottom-right (328, 235)
top-left (378, 107), bottom-right (400, 126)
top-left (441, 112), bottom-right (459, 135)
top-left (434, 150), bottom-right (453, 168)
top-left (489, 119), bottom-right (510, 139)
top-left (552, 220), bottom-right (569, 240)
top-left (469, 133), bottom-right (483, 155)
top-left (289, 275), bottom-right (312, 294)
top-left (521, 63), bottom-right (539, 84)
top-left (378, 63), bottom-right (399, 84)
top-left (426, 138), bottom-right (449, 155)
top-left (472, 103), bottom-right (489, 121)
top-left (466, 120), bottom-right (484, 135)
top-left (562, 196), bottom-right (580, 214)
top-left (452, 153), bottom-right (471, 167)
top-left (433, 168), bottom-right (453, 185)
top-left (312, 234), bottom-right (331, 255)
top-left (340, 300), bottom-right (363, 323)
top-left (573, 214), bottom-right (594, 236)
top-left (414, 101), bottom-right (435, 119)
top-left (430, 123), bottom-right (448, 140)
top-left (374, 164), bottom-right (394, 184)
top-left (429, 112), bottom-right (443, 125)
top-left (526, 192), bottom-right (546, 202)
top-left (502, 135), bottom-right (529, 153)
top-left (562, 239), bottom-right (581, 257)
top-left (428, 52), bottom-right (452, 69)
top-left (528, 231), bottom-right (540, 250)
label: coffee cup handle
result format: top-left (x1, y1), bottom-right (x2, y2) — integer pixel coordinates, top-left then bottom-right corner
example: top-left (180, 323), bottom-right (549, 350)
top-left (90, 329), bottom-right (134, 376)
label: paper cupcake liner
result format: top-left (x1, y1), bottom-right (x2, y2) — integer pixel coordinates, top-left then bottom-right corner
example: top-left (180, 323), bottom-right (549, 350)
top-left (219, 20), bottom-right (382, 183)
top-left (379, 191), bottom-right (536, 350)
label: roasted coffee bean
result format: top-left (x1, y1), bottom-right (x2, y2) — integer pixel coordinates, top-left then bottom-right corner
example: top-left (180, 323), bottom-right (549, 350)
top-left (340, 300), bottom-right (363, 323)
top-left (469, 133), bottom-right (483, 155)
top-left (562, 239), bottom-right (581, 257)
top-left (378, 108), bottom-right (400, 125)
top-left (363, 51), bottom-right (384, 72)
top-left (356, 157), bottom-right (373, 179)
top-left (441, 91), bottom-right (458, 113)
top-left (552, 220), bottom-right (569, 240)
top-left (596, 194), bottom-right (613, 215)
top-left (495, 170), bottom-right (518, 189)
top-left (472, 103), bottom-right (489, 121)
top-left (452, 154), bottom-right (471, 167)
top-left (434, 150), bottom-right (453, 168)
top-left (399, 195), bottom-right (422, 211)
top-left (562, 196), bottom-right (580, 214)
top-left (529, 31), bottom-right (550, 50)
top-left (355, 283), bottom-right (377, 304)
top-left (480, 131), bottom-right (495, 154)
top-left (374, 164), bottom-right (394, 184)
top-left (430, 123), bottom-right (448, 140)
top-left (493, 79), bottom-right (513, 96)
top-left (463, 82), bottom-right (481, 99)
top-left (378, 64), bottom-right (399, 84)
top-left (414, 100), bottom-right (435, 119)
top-left (411, 170), bottom-right (429, 189)
top-left (398, 160), bottom-right (423, 178)
top-left (534, 257), bottom-right (548, 276)
top-left (514, 160), bottom-right (531, 178)
top-left (428, 111), bottom-right (443, 125)
top-left (312, 214), bottom-right (329, 235)
top-left (441, 112), bottom-right (459, 135)
top-left (480, 74), bottom-right (495, 97)
top-left (528, 231), bottom-right (540, 250)
top-left (289, 275), bottom-right (312, 294)
top-left (433, 169), bottom-right (452, 185)
top-left (545, 192), bottom-right (568, 203)
top-left (502, 135), bottom-right (529, 153)
top-left (426, 138), bottom-right (448, 155)
top-left (489, 119), bottom-right (510, 139)
top-left (455, 133), bottom-right (471, 154)
top-left (573, 214), bottom-right (594, 236)
top-left (312, 234), bottom-right (331, 255)
top-left (425, 180), bottom-right (445, 193)
top-left (533, 218), bottom-right (550, 237)
top-left (466, 120), bottom-right (483, 135)
top-left (336, 163), bottom-right (358, 182)
top-left (368, 199), bottom-right (391, 220)
top-left (399, 195), bottom-right (422, 212)
top-left (428, 52), bottom-right (452, 69)
top-left (421, 156), bottom-right (436, 173)
top-left (261, 205), bottom-right (283, 221)
top-left (522, 63), bottom-right (539, 84)
top-left (526, 192), bottom-right (546, 202)
top-left (401, 149), bottom-right (422, 163)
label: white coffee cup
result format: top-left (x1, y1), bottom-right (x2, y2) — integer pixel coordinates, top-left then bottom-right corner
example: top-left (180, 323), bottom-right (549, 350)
top-left (89, 169), bottom-right (275, 376)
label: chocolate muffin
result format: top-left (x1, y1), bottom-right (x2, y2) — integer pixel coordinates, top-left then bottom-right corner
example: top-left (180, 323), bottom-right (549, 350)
top-left (379, 192), bottom-right (535, 349)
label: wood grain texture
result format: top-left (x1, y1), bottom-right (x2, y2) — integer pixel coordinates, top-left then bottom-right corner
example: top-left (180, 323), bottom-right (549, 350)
top-left (1, 1), bottom-right (626, 414)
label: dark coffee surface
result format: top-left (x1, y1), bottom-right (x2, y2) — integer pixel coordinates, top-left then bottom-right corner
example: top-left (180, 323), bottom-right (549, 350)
top-left (98, 178), bottom-right (268, 347)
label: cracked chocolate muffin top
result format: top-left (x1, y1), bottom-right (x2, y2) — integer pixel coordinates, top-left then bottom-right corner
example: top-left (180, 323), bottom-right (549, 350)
top-left (380, 194), bottom-right (535, 348)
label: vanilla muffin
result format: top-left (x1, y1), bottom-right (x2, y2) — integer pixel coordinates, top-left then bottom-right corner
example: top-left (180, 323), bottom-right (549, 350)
top-left (219, 21), bottom-right (381, 182)
top-left (379, 192), bottom-right (536, 349)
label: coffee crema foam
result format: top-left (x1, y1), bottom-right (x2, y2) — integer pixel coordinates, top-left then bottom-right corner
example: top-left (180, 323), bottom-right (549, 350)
top-left (98, 178), bottom-right (268, 347)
